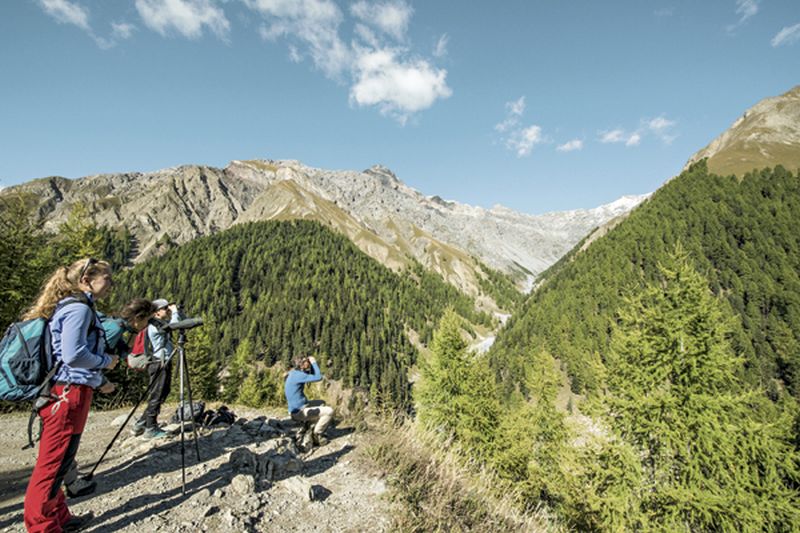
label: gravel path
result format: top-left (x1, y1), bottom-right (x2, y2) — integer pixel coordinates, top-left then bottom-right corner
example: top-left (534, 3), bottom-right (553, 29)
top-left (0, 404), bottom-right (393, 532)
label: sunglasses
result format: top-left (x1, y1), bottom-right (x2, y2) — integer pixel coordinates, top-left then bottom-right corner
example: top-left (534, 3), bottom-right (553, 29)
top-left (78, 257), bottom-right (98, 282)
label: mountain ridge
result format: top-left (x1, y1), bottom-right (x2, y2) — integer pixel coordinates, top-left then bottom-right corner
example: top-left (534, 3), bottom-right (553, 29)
top-left (2, 159), bottom-right (645, 300)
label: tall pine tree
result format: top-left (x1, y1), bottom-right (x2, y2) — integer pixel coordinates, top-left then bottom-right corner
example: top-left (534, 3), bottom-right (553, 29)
top-left (604, 244), bottom-right (799, 531)
top-left (416, 309), bottom-right (501, 457)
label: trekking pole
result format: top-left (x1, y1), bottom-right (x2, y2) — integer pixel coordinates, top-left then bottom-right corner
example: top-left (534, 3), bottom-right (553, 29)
top-left (82, 352), bottom-right (175, 481)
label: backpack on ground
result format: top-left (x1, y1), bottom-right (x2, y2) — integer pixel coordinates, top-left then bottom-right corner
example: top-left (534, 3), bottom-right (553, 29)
top-left (202, 405), bottom-right (236, 427)
top-left (171, 401), bottom-right (206, 424)
top-left (126, 329), bottom-right (153, 370)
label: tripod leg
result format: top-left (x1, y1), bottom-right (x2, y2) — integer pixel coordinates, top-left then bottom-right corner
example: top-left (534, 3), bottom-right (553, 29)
top-left (181, 347), bottom-right (202, 462)
top-left (179, 344), bottom-right (186, 495)
top-left (85, 361), bottom-right (170, 480)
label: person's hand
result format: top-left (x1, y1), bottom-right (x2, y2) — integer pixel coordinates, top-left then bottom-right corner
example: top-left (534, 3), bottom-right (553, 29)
top-left (99, 381), bottom-right (116, 394)
top-left (308, 356), bottom-right (317, 365)
top-left (106, 354), bottom-right (119, 370)
top-left (168, 303), bottom-right (179, 313)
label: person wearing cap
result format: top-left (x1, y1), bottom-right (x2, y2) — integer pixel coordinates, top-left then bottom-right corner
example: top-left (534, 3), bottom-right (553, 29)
top-left (134, 298), bottom-right (183, 439)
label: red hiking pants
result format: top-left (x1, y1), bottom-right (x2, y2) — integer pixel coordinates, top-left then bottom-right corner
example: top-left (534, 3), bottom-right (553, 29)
top-left (24, 384), bottom-right (93, 533)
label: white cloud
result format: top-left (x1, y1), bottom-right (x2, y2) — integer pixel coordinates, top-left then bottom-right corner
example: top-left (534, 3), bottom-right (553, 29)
top-left (38, 0), bottom-right (90, 31)
top-left (494, 96), bottom-right (525, 132)
top-left (647, 116), bottom-right (675, 132)
top-left (507, 125), bottom-right (544, 157)
top-left (349, 48), bottom-right (452, 124)
top-left (247, 0), bottom-right (350, 78)
top-left (433, 33), bottom-right (449, 58)
top-left (353, 23), bottom-right (380, 47)
top-left (507, 96), bottom-right (526, 117)
top-left (135, 0), bottom-right (230, 40)
top-left (727, 0), bottom-right (760, 32)
top-left (111, 22), bottom-right (136, 40)
top-left (600, 129), bottom-right (626, 144)
top-left (734, 0), bottom-right (759, 22)
top-left (245, 0), bottom-right (450, 123)
top-left (646, 115), bottom-right (678, 144)
top-left (557, 139), bottom-right (583, 152)
top-left (351, 0), bottom-right (413, 42)
top-left (599, 129), bottom-right (641, 147)
top-left (288, 43), bottom-right (303, 62)
top-left (37, 0), bottom-right (123, 48)
top-left (598, 114), bottom-right (677, 147)
top-left (771, 23), bottom-right (800, 47)
top-left (495, 97), bottom-right (546, 157)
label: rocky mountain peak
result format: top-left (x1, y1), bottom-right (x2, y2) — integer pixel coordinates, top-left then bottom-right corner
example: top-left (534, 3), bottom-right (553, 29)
top-left (686, 85), bottom-right (800, 177)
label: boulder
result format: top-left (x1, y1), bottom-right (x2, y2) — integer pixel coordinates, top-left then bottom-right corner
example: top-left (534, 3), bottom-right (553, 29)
top-left (229, 448), bottom-right (258, 474)
top-left (231, 474), bottom-right (255, 496)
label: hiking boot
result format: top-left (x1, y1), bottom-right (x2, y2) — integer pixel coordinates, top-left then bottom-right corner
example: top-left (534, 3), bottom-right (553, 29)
top-left (63, 511), bottom-right (94, 532)
top-left (130, 420), bottom-right (146, 436)
top-left (143, 428), bottom-right (169, 440)
top-left (313, 433), bottom-right (329, 446)
top-left (65, 477), bottom-right (97, 498)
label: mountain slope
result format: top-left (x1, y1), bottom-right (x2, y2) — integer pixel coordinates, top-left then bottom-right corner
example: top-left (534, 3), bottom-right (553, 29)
top-left (686, 85), bottom-right (800, 177)
top-left (490, 161), bottom-right (800, 400)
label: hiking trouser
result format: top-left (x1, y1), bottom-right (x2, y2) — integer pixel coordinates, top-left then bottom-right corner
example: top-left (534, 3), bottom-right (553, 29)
top-left (142, 360), bottom-right (172, 430)
top-left (63, 460), bottom-right (78, 487)
top-left (24, 383), bottom-right (93, 533)
top-left (291, 400), bottom-right (334, 436)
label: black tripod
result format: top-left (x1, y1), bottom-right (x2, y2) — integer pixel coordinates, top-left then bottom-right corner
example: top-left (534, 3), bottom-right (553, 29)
top-left (84, 318), bottom-right (204, 495)
top-left (175, 326), bottom-right (202, 494)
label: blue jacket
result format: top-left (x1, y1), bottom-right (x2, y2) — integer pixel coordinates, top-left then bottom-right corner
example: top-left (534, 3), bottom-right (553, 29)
top-left (147, 310), bottom-right (183, 361)
top-left (284, 362), bottom-right (322, 414)
top-left (51, 293), bottom-right (110, 388)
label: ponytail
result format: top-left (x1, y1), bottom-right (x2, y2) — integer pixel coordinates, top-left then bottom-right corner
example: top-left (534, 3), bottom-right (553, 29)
top-left (22, 258), bottom-right (111, 320)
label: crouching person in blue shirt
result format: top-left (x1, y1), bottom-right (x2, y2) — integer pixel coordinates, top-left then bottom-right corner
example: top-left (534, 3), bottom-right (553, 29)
top-left (284, 355), bottom-right (334, 450)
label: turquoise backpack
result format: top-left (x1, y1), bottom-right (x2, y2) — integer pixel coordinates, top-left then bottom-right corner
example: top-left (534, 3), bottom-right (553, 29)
top-left (0, 294), bottom-right (103, 402)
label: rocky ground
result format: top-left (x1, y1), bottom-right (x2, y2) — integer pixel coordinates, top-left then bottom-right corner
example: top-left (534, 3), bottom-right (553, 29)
top-left (0, 404), bottom-right (394, 532)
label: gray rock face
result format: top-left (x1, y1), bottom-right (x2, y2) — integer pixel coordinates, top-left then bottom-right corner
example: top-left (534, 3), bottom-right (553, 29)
top-left (2, 158), bottom-right (645, 294)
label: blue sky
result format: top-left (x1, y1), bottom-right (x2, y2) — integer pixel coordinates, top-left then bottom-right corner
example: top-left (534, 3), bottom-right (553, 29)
top-left (0, 1), bottom-right (798, 214)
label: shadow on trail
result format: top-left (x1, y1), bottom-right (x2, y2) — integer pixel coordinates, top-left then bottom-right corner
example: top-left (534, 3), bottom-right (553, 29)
top-left (83, 430), bottom-right (354, 531)
top-left (0, 419), bottom-right (356, 532)
top-left (0, 468), bottom-right (33, 530)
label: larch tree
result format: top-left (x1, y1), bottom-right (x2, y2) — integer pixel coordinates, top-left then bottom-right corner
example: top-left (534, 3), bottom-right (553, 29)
top-left (604, 244), bottom-right (800, 531)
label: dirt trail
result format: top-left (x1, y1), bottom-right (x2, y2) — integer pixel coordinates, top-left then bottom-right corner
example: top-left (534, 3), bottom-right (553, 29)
top-left (0, 404), bottom-right (393, 532)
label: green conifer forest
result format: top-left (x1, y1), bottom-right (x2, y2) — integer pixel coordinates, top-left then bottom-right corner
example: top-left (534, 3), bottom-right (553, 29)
top-left (106, 219), bottom-right (493, 408)
top-left (491, 162), bottom-right (800, 401)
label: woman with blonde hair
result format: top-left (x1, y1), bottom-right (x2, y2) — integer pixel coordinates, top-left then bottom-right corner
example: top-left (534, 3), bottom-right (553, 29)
top-left (23, 258), bottom-right (119, 533)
